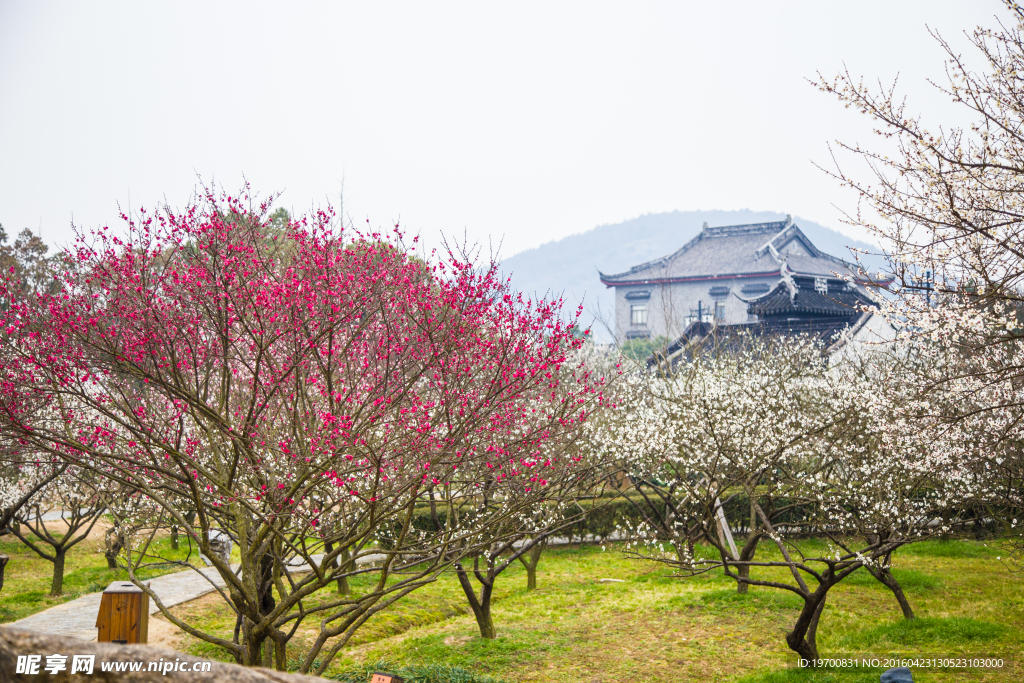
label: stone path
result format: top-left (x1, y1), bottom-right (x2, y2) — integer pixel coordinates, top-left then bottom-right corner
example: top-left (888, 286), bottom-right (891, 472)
top-left (10, 553), bottom-right (384, 641)
top-left (36, 509), bottom-right (89, 522)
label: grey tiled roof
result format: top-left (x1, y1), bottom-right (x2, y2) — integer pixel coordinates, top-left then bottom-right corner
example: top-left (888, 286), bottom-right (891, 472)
top-left (749, 276), bottom-right (874, 317)
top-left (599, 220), bottom-right (857, 285)
top-left (650, 312), bottom-right (875, 369)
top-left (783, 253), bottom-right (853, 278)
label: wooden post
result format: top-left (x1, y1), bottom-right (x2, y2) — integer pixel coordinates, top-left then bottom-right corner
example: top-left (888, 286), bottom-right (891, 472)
top-left (714, 497), bottom-right (739, 560)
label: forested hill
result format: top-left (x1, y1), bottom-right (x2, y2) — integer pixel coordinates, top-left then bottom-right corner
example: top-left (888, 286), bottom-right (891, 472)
top-left (498, 209), bottom-right (882, 342)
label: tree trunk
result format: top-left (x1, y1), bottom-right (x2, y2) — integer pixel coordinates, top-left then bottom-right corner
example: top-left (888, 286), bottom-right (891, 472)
top-left (471, 597), bottom-right (496, 639)
top-left (735, 533), bottom-right (760, 595)
top-left (257, 632), bottom-right (286, 671)
top-left (806, 593), bottom-right (827, 658)
top-left (455, 562), bottom-right (496, 639)
top-left (170, 525), bottom-right (179, 550)
top-left (274, 636), bottom-right (287, 671)
top-left (248, 552), bottom-right (277, 668)
top-left (324, 541), bottom-right (351, 595)
top-left (517, 539), bottom-right (545, 591)
top-left (324, 541), bottom-right (337, 581)
top-left (0, 555), bottom-right (8, 593)
top-left (258, 553), bottom-right (276, 617)
top-left (50, 550), bottom-right (65, 596)
top-left (735, 566), bottom-right (750, 593)
top-left (104, 527), bottom-right (123, 570)
top-left (242, 623), bottom-right (266, 668)
top-left (868, 566), bottom-right (915, 619)
top-left (337, 546), bottom-right (351, 596)
top-left (238, 613), bottom-right (271, 668)
top-left (737, 496), bottom-right (758, 594)
top-left (785, 588), bottom-right (828, 663)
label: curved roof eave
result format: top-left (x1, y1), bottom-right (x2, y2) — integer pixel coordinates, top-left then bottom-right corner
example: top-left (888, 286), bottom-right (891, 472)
top-left (600, 269), bottom-right (782, 288)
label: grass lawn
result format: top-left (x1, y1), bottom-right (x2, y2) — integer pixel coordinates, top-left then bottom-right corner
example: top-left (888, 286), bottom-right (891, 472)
top-left (0, 523), bottom-right (210, 623)
top-left (162, 538), bottom-right (1022, 683)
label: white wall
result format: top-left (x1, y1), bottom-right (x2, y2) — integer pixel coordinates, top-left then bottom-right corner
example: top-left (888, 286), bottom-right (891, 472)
top-left (614, 275), bottom-right (780, 343)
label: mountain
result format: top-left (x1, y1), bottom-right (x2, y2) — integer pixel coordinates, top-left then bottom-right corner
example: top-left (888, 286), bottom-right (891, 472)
top-left (498, 209), bottom-right (882, 342)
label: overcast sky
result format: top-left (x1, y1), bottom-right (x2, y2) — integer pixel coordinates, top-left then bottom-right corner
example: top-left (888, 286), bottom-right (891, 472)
top-left (0, 1), bottom-right (1007, 258)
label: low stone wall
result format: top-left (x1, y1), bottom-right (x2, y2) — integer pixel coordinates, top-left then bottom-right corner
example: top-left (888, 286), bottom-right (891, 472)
top-left (0, 626), bottom-right (330, 682)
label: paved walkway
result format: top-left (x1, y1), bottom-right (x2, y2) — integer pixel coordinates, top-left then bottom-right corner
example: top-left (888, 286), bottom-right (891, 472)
top-left (10, 553), bottom-right (383, 641)
top-left (36, 509), bottom-right (90, 522)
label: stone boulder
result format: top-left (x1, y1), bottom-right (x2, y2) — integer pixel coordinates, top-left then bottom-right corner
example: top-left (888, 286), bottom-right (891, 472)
top-left (0, 626), bottom-right (330, 682)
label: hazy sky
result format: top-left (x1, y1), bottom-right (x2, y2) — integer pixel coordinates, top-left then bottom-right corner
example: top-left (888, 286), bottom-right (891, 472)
top-left (0, 1), bottom-right (1006, 258)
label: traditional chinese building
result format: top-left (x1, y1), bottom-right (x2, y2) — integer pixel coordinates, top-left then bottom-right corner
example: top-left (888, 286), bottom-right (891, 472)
top-left (598, 217), bottom-right (865, 343)
top-left (651, 270), bottom-right (896, 368)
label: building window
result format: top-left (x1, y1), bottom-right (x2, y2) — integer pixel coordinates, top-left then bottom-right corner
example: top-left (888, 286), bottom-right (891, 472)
top-left (815, 277), bottom-right (828, 294)
top-left (715, 302), bottom-right (726, 320)
top-left (630, 304), bottom-right (647, 326)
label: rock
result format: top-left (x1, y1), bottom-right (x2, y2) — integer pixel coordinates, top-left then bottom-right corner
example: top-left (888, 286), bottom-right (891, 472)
top-left (199, 529), bottom-right (233, 567)
top-left (0, 626), bottom-right (329, 682)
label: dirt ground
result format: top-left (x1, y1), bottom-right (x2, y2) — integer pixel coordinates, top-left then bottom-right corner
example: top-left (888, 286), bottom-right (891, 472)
top-left (147, 615), bottom-right (185, 651)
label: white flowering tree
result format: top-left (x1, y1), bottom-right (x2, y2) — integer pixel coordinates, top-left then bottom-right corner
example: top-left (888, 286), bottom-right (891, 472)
top-left (8, 464), bottom-right (112, 595)
top-left (0, 459), bottom-right (68, 536)
top-left (0, 459), bottom-right (68, 593)
top-left (813, 1), bottom-right (1024, 558)
top-left (595, 335), bottom-right (833, 588)
top-left (600, 333), bottom-right (984, 663)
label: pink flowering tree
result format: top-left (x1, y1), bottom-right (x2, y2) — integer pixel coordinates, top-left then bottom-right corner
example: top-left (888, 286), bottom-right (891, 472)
top-left (0, 188), bottom-right (604, 671)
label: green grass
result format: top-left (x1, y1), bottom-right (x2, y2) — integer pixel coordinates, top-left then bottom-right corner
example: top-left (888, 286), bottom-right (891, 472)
top-left (157, 537), bottom-right (1022, 682)
top-left (332, 660), bottom-right (511, 683)
top-left (842, 568), bottom-right (943, 591)
top-left (733, 617), bottom-right (1009, 683)
top-left (697, 588), bottom-right (806, 611)
top-left (839, 617), bottom-right (1006, 649)
top-left (734, 668), bottom-right (886, 683)
top-left (896, 539), bottom-right (1001, 559)
top-left (5, 524), bottom-right (1014, 682)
